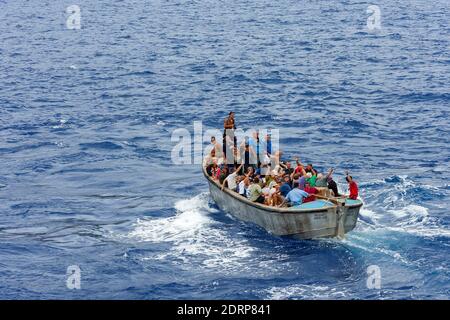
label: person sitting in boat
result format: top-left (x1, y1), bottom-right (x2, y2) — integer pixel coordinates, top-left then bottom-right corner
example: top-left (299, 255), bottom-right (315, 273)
top-left (278, 187), bottom-right (310, 207)
top-left (245, 165), bottom-right (256, 180)
top-left (218, 165), bottom-right (229, 184)
top-left (279, 175), bottom-right (292, 197)
top-left (268, 178), bottom-right (283, 206)
top-left (280, 161), bottom-right (294, 176)
top-left (303, 181), bottom-right (319, 203)
top-left (238, 175), bottom-right (250, 197)
top-left (291, 164), bottom-right (306, 187)
top-left (203, 148), bottom-right (219, 167)
top-left (305, 171), bottom-right (317, 187)
top-left (345, 171), bottom-right (359, 200)
top-left (294, 157), bottom-right (305, 175)
top-left (305, 163), bottom-right (318, 176)
top-left (315, 168), bottom-right (333, 187)
top-left (206, 159), bottom-right (219, 177)
top-left (291, 173), bottom-right (300, 188)
top-left (315, 168), bottom-right (340, 197)
top-left (262, 180), bottom-right (277, 202)
top-left (263, 173), bottom-right (274, 187)
top-left (247, 177), bottom-right (265, 204)
top-left (296, 174), bottom-right (307, 190)
top-left (221, 163), bottom-right (244, 192)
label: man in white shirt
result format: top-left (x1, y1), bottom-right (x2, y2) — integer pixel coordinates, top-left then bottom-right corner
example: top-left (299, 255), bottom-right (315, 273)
top-left (221, 163), bottom-right (243, 192)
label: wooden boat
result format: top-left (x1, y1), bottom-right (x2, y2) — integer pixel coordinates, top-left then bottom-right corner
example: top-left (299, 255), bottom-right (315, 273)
top-left (203, 166), bottom-right (362, 239)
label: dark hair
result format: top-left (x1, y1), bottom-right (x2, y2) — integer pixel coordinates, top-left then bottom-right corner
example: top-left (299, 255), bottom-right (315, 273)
top-left (346, 176), bottom-right (352, 182)
top-left (229, 111), bottom-right (234, 115)
top-left (253, 177), bottom-right (259, 183)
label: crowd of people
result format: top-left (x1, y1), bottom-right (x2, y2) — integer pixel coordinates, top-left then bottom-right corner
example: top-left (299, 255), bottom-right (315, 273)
top-left (203, 112), bottom-right (359, 207)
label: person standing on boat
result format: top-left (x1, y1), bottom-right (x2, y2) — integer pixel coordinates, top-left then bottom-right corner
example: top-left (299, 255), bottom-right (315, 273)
top-left (223, 112), bottom-right (237, 161)
top-left (210, 136), bottom-right (223, 158)
top-left (265, 133), bottom-right (272, 156)
top-left (345, 171), bottom-right (359, 200)
top-left (241, 140), bottom-right (257, 173)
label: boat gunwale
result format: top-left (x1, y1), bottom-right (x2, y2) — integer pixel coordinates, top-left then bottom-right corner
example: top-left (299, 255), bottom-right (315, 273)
top-left (202, 166), bottom-right (362, 214)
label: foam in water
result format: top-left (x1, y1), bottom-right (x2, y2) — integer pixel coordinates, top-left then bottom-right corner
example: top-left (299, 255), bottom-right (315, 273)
top-left (264, 284), bottom-right (350, 300)
top-left (128, 193), bottom-right (259, 273)
top-left (126, 193), bottom-right (298, 276)
top-left (356, 176), bottom-right (449, 239)
top-left (130, 193), bottom-right (214, 243)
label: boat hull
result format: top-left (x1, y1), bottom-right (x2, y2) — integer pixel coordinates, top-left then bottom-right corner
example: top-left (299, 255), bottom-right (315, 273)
top-left (205, 169), bottom-right (362, 239)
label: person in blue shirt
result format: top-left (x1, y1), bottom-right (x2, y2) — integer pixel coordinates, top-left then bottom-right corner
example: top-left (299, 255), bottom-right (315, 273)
top-left (279, 175), bottom-right (292, 197)
top-left (279, 188), bottom-right (310, 207)
top-left (265, 133), bottom-right (272, 155)
top-left (247, 131), bottom-right (261, 168)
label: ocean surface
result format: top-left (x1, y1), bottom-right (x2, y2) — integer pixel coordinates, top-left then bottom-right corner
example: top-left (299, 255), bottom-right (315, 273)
top-left (1, 0), bottom-right (449, 299)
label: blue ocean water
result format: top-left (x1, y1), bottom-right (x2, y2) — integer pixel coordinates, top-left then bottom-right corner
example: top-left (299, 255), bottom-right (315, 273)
top-left (1, 0), bottom-right (449, 299)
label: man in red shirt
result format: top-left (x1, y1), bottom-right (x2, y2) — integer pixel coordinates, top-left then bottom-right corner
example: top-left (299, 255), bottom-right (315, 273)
top-left (293, 157), bottom-right (305, 175)
top-left (303, 182), bottom-right (318, 203)
top-left (345, 172), bottom-right (359, 200)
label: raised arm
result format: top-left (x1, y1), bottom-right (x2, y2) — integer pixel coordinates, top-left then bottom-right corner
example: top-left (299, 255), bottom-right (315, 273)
top-left (295, 157), bottom-right (303, 167)
top-left (325, 168), bottom-right (334, 179)
top-left (301, 167), bottom-right (307, 176)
